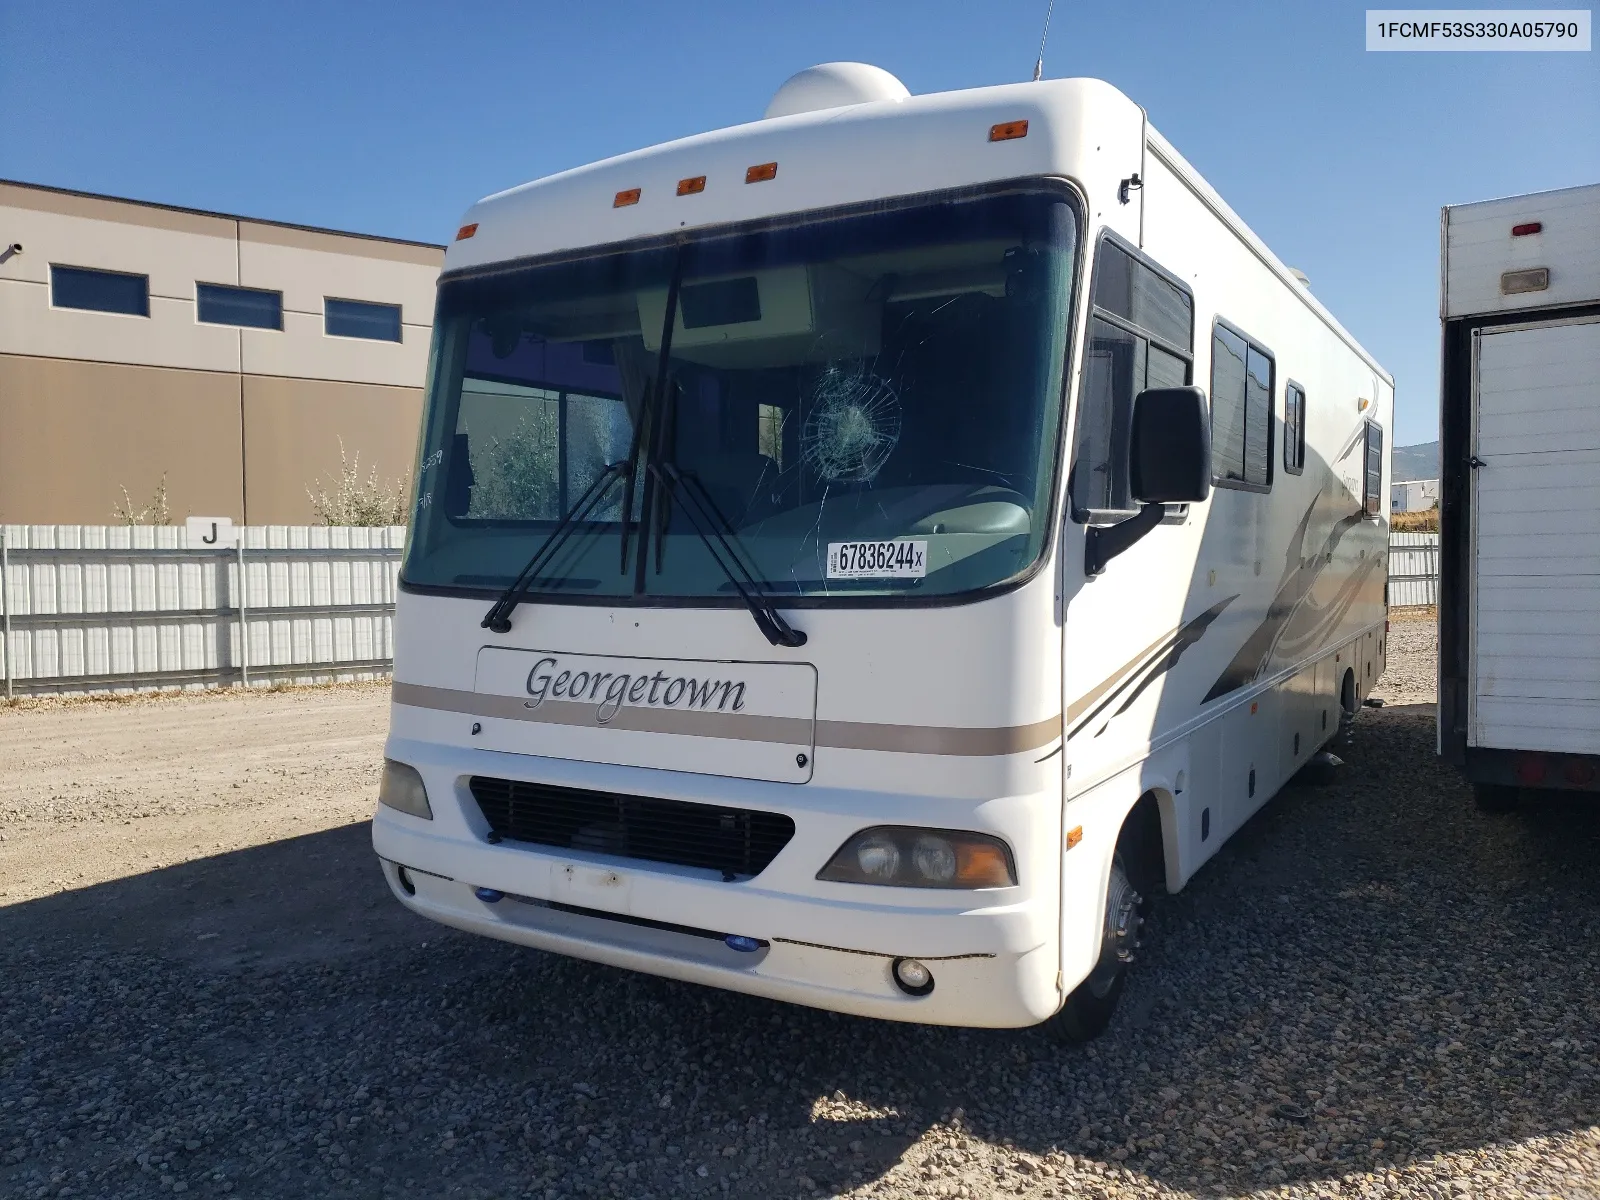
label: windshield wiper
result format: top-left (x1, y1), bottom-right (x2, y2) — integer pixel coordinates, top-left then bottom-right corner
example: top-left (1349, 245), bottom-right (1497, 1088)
top-left (480, 461), bottom-right (629, 633)
top-left (647, 461), bottom-right (807, 648)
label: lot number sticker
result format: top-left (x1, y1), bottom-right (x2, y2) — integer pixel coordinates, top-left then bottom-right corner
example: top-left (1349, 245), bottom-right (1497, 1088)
top-left (827, 540), bottom-right (927, 579)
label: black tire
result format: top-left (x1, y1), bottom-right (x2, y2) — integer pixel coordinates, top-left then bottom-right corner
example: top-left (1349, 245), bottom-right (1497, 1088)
top-left (1045, 854), bottom-right (1143, 1044)
top-left (1473, 782), bottom-right (1521, 813)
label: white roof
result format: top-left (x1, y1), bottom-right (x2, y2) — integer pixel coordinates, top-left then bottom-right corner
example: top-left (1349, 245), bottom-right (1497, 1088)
top-left (444, 77), bottom-right (1142, 274)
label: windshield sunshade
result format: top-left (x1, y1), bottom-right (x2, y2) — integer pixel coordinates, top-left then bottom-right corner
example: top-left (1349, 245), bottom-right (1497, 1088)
top-left (403, 187), bottom-right (1080, 603)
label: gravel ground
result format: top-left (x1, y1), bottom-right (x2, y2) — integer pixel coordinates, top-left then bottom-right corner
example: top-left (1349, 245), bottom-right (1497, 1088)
top-left (3, 623), bottom-right (1599, 1200)
top-left (1373, 609), bottom-right (1436, 706)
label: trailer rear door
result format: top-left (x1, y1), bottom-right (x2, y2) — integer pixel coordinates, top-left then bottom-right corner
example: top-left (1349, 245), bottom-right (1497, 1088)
top-left (1470, 316), bottom-right (1600, 753)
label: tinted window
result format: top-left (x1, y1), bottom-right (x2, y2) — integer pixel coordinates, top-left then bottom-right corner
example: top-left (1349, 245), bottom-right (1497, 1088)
top-left (1210, 322), bottom-right (1272, 490)
top-left (1146, 343), bottom-right (1188, 391)
top-left (1090, 240), bottom-right (1193, 351)
top-left (51, 265), bottom-right (149, 316)
top-left (197, 283), bottom-right (282, 329)
top-left (1071, 240), bottom-right (1194, 516)
top-left (1210, 325), bottom-right (1249, 484)
top-left (1364, 421), bottom-right (1384, 515)
top-left (1074, 317), bottom-right (1141, 513)
top-left (1244, 345), bottom-right (1272, 485)
top-left (326, 297), bottom-right (402, 342)
top-left (1284, 382), bottom-right (1306, 474)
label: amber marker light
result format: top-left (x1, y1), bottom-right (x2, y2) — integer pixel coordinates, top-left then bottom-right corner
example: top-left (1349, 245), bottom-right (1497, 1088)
top-left (745, 162), bottom-right (778, 183)
top-left (954, 841), bottom-right (1015, 887)
top-left (613, 188), bottom-right (642, 208)
top-left (454, 223), bottom-right (478, 240)
top-left (989, 119), bottom-right (1029, 142)
top-left (677, 176), bottom-right (707, 196)
top-left (1065, 825), bottom-right (1084, 850)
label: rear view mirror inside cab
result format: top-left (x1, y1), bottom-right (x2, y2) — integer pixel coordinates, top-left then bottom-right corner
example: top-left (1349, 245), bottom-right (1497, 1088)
top-left (1085, 385), bottom-right (1211, 576)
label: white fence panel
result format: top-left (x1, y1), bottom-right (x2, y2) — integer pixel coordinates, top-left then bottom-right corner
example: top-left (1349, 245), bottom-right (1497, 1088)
top-left (1389, 531), bottom-right (1439, 606)
top-left (0, 524), bottom-right (405, 697)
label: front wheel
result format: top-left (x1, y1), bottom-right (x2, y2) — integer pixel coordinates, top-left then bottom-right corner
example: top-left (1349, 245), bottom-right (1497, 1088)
top-left (1045, 854), bottom-right (1143, 1043)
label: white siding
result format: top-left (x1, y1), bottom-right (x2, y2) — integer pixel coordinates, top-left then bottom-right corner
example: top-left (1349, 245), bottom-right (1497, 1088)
top-left (1469, 317), bottom-right (1600, 752)
top-left (1444, 182), bottom-right (1600, 319)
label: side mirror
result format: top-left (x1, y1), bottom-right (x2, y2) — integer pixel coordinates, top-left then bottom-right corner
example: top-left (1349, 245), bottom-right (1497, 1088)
top-left (1130, 386), bottom-right (1211, 503)
top-left (1085, 385), bottom-right (1211, 576)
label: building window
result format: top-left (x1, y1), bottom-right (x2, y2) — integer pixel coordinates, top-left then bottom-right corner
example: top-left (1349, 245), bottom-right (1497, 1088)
top-left (1284, 382), bottom-right (1307, 475)
top-left (326, 297), bottom-right (402, 342)
top-left (50, 265), bottom-right (149, 316)
top-left (197, 283), bottom-right (282, 330)
top-left (1364, 421), bottom-right (1384, 516)
top-left (1210, 321), bottom-right (1274, 491)
top-left (1071, 236), bottom-right (1195, 517)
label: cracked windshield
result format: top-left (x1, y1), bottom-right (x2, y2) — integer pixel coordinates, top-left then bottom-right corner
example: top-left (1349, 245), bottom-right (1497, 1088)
top-left (403, 189), bottom-right (1078, 600)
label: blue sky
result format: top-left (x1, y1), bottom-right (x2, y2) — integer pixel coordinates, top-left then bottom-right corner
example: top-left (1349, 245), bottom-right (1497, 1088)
top-left (4, 0), bottom-right (1596, 447)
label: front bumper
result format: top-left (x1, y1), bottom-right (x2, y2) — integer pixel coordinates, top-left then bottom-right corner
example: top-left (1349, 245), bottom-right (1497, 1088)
top-left (370, 739), bottom-right (1062, 1028)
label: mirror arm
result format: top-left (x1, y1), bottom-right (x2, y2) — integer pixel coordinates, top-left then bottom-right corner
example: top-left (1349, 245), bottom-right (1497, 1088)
top-left (1084, 503), bottom-right (1165, 577)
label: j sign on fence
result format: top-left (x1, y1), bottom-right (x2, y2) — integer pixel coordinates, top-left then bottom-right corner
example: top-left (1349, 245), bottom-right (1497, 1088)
top-left (0, 524), bottom-right (405, 696)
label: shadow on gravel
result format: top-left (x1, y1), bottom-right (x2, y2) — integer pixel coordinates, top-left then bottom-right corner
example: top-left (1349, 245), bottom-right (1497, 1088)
top-left (3, 705), bottom-right (1598, 1199)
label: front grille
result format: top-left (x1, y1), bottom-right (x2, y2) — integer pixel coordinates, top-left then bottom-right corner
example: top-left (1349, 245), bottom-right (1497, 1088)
top-left (467, 776), bottom-right (796, 879)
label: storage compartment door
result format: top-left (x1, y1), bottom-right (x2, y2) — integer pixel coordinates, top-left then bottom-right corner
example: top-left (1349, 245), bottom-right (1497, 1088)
top-left (1469, 318), bottom-right (1600, 753)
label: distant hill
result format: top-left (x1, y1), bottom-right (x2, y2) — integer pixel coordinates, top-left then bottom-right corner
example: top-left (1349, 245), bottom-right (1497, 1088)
top-left (1393, 441), bottom-right (1439, 482)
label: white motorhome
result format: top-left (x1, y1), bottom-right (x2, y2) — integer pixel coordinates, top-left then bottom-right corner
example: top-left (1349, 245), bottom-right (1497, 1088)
top-left (1438, 182), bottom-right (1600, 810)
top-left (374, 64), bottom-right (1393, 1039)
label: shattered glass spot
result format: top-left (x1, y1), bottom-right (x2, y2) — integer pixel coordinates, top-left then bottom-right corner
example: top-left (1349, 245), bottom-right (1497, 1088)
top-left (801, 365), bottom-right (902, 483)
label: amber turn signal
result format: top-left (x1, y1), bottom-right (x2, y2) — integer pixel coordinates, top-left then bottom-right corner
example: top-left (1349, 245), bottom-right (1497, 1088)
top-left (745, 162), bottom-right (778, 183)
top-left (988, 120), bottom-right (1029, 142)
top-left (954, 840), bottom-right (1014, 887)
top-left (676, 176), bottom-right (707, 196)
top-left (454, 223), bottom-right (478, 241)
top-left (613, 188), bottom-right (642, 208)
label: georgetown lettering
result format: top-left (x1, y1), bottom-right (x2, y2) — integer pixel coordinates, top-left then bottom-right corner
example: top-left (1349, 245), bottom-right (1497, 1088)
top-left (524, 656), bottom-right (748, 724)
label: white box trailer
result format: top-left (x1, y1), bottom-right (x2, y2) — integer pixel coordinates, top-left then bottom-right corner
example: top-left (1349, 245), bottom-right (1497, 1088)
top-left (1438, 182), bottom-right (1600, 808)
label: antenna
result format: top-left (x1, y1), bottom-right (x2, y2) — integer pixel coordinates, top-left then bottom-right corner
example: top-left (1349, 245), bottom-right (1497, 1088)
top-left (1031, 0), bottom-right (1056, 81)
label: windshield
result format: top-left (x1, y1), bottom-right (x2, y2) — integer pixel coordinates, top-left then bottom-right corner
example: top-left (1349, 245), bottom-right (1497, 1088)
top-left (403, 187), bottom-right (1079, 602)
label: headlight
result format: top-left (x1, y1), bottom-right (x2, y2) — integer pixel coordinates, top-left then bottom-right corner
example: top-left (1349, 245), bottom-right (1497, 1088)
top-left (377, 759), bottom-right (433, 820)
top-left (817, 826), bottom-right (1016, 889)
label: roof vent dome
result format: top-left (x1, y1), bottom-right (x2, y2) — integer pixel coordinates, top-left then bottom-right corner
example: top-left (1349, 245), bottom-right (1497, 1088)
top-left (765, 63), bottom-right (910, 119)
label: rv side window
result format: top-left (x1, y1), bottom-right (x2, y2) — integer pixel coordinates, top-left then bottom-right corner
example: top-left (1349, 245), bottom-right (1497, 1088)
top-left (1363, 421), bottom-right (1383, 516)
top-left (1284, 382), bottom-right (1306, 475)
top-left (1072, 238), bottom-right (1194, 517)
top-left (1210, 321), bottom-right (1274, 492)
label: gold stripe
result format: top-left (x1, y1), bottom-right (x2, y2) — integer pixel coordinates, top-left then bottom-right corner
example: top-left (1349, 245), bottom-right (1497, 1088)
top-left (1066, 623), bottom-right (1183, 723)
top-left (814, 714), bottom-right (1061, 756)
top-left (392, 682), bottom-right (1061, 758)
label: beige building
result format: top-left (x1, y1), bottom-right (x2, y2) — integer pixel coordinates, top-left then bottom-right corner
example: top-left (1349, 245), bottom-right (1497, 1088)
top-left (0, 179), bottom-right (444, 524)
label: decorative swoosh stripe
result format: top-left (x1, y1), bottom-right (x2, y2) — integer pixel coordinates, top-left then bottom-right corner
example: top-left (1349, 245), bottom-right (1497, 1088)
top-left (1066, 624), bottom-right (1193, 723)
top-left (1203, 498), bottom-right (1371, 703)
top-left (1066, 595), bottom-right (1238, 741)
top-left (391, 681), bottom-right (1062, 757)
